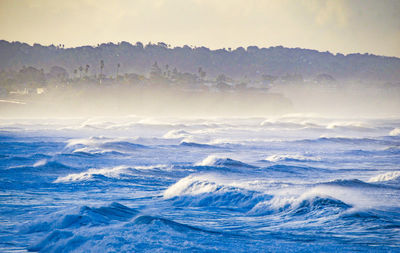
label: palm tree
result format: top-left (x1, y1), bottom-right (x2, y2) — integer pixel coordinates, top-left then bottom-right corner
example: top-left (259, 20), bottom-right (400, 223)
top-left (100, 60), bottom-right (104, 84)
top-left (165, 64), bottom-right (169, 77)
top-left (116, 63), bottom-right (120, 79)
top-left (79, 66), bottom-right (83, 79)
top-left (198, 67), bottom-right (206, 80)
top-left (85, 64), bottom-right (90, 77)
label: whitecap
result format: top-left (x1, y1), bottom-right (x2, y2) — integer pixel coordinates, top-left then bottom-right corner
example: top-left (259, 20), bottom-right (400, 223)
top-left (368, 171), bottom-right (400, 182)
top-left (264, 154), bottom-right (321, 162)
top-left (389, 128), bottom-right (400, 136)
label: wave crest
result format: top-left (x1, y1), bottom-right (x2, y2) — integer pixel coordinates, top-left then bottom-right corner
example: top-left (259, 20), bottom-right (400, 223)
top-left (196, 155), bottom-right (256, 168)
top-left (264, 154), bottom-right (321, 162)
top-left (163, 175), bottom-right (270, 210)
top-left (389, 128), bottom-right (400, 136)
top-left (54, 166), bottom-right (130, 183)
top-left (368, 171), bottom-right (400, 183)
top-left (250, 194), bottom-right (351, 216)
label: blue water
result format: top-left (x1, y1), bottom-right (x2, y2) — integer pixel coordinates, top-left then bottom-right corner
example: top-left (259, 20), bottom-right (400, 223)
top-left (1, 116), bottom-right (400, 252)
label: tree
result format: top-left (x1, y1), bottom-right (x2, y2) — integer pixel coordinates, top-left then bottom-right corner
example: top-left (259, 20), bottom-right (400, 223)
top-left (85, 64), bottom-right (90, 77)
top-left (116, 63), bottom-right (120, 79)
top-left (99, 60), bottom-right (104, 83)
top-left (79, 66), bottom-right (83, 79)
top-left (150, 61), bottom-right (162, 79)
top-left (216, 74), bottom-right (227, 83)
top-left (198, 67), bottom-right (206, 80)
top-left (172, 67), bottom-right (178, 78)
top-left (49, 66), bottom-right (68, 81)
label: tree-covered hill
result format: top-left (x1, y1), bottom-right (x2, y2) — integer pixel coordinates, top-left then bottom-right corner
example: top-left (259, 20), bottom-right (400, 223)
top-left (1, 40), bottom-right (400, 82)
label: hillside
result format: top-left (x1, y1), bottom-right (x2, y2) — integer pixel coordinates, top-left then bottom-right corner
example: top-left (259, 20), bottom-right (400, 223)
top-left (1, 40), bottom-right (400, 82)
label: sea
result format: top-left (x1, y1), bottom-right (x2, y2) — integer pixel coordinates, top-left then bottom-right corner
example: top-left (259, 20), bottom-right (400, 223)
top-left (0, 115), bottom-right (399, 252)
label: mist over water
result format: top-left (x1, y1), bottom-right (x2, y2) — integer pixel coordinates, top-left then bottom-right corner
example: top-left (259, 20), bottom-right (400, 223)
top-left (272, 82), bottom-right (400, 118)
top-left (0, 85), bottom-right (292, 118)
top-left (1, 80), bottom-right (399, 119)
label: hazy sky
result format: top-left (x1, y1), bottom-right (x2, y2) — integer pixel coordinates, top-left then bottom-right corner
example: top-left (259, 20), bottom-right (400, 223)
top-left (0, 0), bottom-right (399, 57)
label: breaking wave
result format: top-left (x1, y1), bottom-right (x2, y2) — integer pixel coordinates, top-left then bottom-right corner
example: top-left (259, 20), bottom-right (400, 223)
top-left (65, 137), bottom-right (147, 155)
top-left (195, 155), bottom-right (256, 168)
top-left (53, 165), bottom-right (169, 183)
top-left (249, 193), bottom-right (351, 217)
top-left (264, 164), bottom-right (329, 174)
top-left (179, 141), bottom-right (219, 149)
top-left (389, 128), bottom-right (400, 136)
top-left (264, 154), bottom-right (321, 162)
top-left (54, 166), bottom-right (130, 183)
top-left (368, 171), bottom-right (400, 183)
top-left (163, 175), bottom-right (270, 210)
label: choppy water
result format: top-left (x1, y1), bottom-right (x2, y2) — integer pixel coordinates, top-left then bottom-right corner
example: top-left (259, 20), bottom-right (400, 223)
top-left (1, 116), bottom-right (400, 252)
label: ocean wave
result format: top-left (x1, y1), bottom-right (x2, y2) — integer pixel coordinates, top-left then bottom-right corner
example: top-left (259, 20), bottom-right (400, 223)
top-left (54, 166), bottom-right (130, 183)
top-left (0, 153), bottom-right (51, 168)
top-left (72, 148), bottom-right (127, 156)
top-left (163, 175), bottom-right (270, 210)
top-left (23, 202), bottom-right (139, 234)
top-left (343, 149), bottom-right (374, 156)
top-left (25, 202), bottom-right (139, 252)
top-left (54, 165), bottom-right (170, 183)
top-left (326, 121), bottom-right (372, 131)
top-left (9, 160), bottom-right (74, 172)
top-left (319, 179), bottom-right (385, 188)
top-left (65, 137), bottom-right (147, 155)
top-left (65, 136), bottom-right (107, 148)
top-left (389, 128), bottom-right (400, 136)
top-left (260, 119), bottom-right (320, 129)
top-left (133, 215), bottom-right (221, 235)
top-left (163, 129), bottom-right (191, 139)
top-left (250, 193), bottom-right (351, 217)
top-left (33, 159), bottom-right (48, 167)
top-left (98, 141), bottom-right (147, 151)
top-left (196, 155), bottom-right (256, 168)
top-left (296, 137), bottom-right (388, 145)
top-left (340, 208), bottom-right (400, 230)
top-left (264, 154), bottom-right (321, 162)
top-left (368, 171), bottom-right (400, 183)
top-left (25, 202), bottom-right (224, 252)
top-left (264, 164), bottom-right (328, 174)
top-left (383, 146), bottom-right (400, 154)
top-left (179, 141), bottom-right (219, 149)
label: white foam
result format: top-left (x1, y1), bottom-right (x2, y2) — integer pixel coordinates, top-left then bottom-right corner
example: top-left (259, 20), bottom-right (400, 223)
top-left (163, 174), bottom-right (221, 199)
top-left (54, 164), bottom-right (170, 183)
top-left (33, 159), bottom-right (47, 167)
top-left (135, 164), bottom-right (169, 170)
top-left (65, 137), bottom-right (106, 148)
top-left (368, 171), bottom-right (400, 182)
top-left (195, 155), bottom-right (223, 166)
top-left (163, 129), bottom-right (191, 139)
top-left (54, 166), bottom-right (129, 183)
top-left (163, 174), bottom-right (271, 199)
top-left (389, 128), bottom-right (400, 136)
top-left (326, 121), bottom-right (369, 130)
top-left (264, 154), bottom-right (321, 162)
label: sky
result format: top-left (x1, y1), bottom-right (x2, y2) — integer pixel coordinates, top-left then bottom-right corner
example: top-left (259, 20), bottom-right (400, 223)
top-left (0, 0), bottom-right (399, 57)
